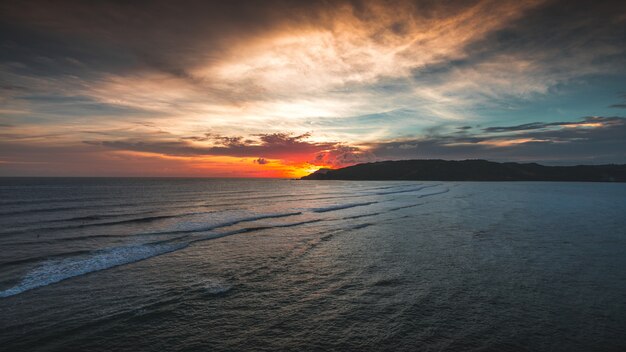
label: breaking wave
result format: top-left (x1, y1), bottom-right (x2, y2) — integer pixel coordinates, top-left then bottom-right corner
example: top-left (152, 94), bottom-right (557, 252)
top-left (0, 242), bottom-right (188, 298)
top-left (0, 184), bottom-right (452, 298)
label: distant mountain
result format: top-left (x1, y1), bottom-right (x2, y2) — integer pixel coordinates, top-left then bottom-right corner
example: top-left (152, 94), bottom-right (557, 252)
top-left (301, 159), bottom-right (626, 182)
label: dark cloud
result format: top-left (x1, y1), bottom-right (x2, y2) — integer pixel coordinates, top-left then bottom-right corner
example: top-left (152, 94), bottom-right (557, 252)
top-left (368, 116), bottom-right (626, 165)
top-left (1, 0), bottom-right (624, 112)
top-left (609, 93), bottom-right (626, 109)
top-left (0, 0), bottom-right (339, 108)
top-left (86, 132), bottom-right (337, 159)
top-left (484, 122), bottom-right (563, 133)
top-left (2, 0), bottom-right (626, 175)
top-left (455, 126), bottom-right (473, 134)
top-left (7, 0), bottom-right (623, 87)
top-left (0, 0), bottom-right (336, 81)
top-left (609, 93), bottom-right (626, 108)
top-left (412, 0), bottom-right (626, 94)
top-left (483, 117), bottom-right (624, 133)
top-left (256, 133), bottom-right (311, 146)
top-left (314, 145), bottom-right (376, 167)
top-left (84, 131), bottom-right (381, 167)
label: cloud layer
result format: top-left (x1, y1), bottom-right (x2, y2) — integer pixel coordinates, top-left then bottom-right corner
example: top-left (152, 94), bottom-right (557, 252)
top-left (370, 116), bottom-right (626, 164)
top-left (1, 0), bottom-right (625, 176)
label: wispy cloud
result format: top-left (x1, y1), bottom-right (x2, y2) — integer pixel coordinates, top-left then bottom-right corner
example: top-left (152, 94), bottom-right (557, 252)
top-left (368, 116), bottom-right (626, 164)
top-left (1, 0), bottom-right (625, 175)
top-left (84, 132), bottom-right (338, 159)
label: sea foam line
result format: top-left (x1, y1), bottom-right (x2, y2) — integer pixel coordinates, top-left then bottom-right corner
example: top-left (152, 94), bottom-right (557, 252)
top-left (0, 217), bottom-right (321, 298)
top-left (0, 189), bottom-right (453, 298)
top-left (0, 242), bottom-right (188, 298)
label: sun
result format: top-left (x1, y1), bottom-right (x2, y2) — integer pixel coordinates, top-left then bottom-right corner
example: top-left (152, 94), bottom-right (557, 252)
top-left (286, 162), bottom-right (332, 179)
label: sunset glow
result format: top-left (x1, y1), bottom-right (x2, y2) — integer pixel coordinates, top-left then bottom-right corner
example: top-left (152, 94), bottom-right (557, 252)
top-left (2, 3), bottom-right (626, 350)
top-left (1, 0), bottom-right (625, 176)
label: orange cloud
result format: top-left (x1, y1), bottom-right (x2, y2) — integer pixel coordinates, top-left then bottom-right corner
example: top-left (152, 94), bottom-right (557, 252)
top-left (110, 151), bottom-right (330, 178)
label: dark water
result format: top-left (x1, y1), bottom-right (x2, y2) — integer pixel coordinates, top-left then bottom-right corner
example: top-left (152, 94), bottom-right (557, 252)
top-left (1, 178), bottom-right (625, 351)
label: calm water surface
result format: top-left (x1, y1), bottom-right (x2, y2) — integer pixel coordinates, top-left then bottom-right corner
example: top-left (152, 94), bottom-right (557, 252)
top-left (0, 178), bottom-right (625, 351)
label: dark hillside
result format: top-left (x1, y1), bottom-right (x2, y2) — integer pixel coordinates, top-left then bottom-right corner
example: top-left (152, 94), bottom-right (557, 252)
top-left (302, 159), bottom-right (626, 182)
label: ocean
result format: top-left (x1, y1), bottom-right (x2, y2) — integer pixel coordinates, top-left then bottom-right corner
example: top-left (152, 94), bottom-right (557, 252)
top-left (0, 178), bottom-right (625, 351)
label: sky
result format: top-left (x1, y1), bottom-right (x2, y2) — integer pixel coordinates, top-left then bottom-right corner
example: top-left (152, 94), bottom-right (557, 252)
top-left (1, 0), bottom-right (625, 178)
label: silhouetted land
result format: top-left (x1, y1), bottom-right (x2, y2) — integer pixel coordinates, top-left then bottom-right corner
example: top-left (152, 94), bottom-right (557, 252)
top-left (302, 159), bottom-right (626, 182)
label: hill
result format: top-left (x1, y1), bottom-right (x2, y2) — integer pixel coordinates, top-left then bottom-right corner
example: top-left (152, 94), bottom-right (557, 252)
top-left (301, 159), bottom-right (626, 182)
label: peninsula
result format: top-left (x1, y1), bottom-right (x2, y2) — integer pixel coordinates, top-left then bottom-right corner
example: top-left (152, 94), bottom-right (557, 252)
top-left (301, 159), bottom-right (626, 182)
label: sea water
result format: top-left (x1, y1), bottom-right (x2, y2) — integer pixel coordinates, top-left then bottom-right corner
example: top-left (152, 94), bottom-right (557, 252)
top-left (0, 178), bottom-right (625, 351)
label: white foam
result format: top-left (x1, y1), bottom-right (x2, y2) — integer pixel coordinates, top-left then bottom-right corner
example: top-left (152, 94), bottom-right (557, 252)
top-left (0, 216), bottom-right (318, 298)
top-left (202, 279), bottom-right (232, 294)
top-left (0, 242), bottom-right (187, 298)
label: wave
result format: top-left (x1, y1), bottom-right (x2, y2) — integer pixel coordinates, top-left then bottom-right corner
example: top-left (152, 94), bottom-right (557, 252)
top-left (351, 223), bottom-right (373, 230)
top-left (47, 211), bottom-right (155, 223)
top-left (312, 201), bottom-right (378, 213)
top-left (54, 210), bottom-right (224, 230)
top-left (0, 214), bottom-right (172, 236)
top-left (142, 211), bottom-right (304, 235)
top-left (0, 196), bottom-right (106, 207)
top-left (417, 188), bottom-right (449, 198)
top-left (309, 186), bottom-right (445, 215)
top-left (0, 216), bottom-right (323, 298)
top-left (364, 184), bottom-right (418, 191)
top-left (0, 196), bottom-right (208, 217)
top-left (201, 279), bottom-right (232, 295)
top-left (0, 249), bottom-right (95, 267)
top-left (288, 185), bottom-right (427, 203)
top-left (0, 205), bottom-right (89, 217)
top-left (184, 219), bottom-right (323, 244)
top-left (371, 184), bottom-right (441, 196)
top-left (342, 212), bottom-right (381, 220)
top-left (228, 219), bottom-right (322, 235)
top-left (388, 203), bottom-right (424, 211)
top-left (0, 188), bottom-right (452, 297)
top-left (0, 205), bottom-right (410, 298)
top-left (0, 241), bottom-right (188, 298)
top-left (5, 211), bottom-right (303, 245)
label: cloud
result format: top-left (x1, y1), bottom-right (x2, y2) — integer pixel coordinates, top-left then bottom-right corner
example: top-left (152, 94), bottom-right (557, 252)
top-left (483, 117), bottom-right (623, 133)
top-left (367, 116), bottom-right (626, 164)
top-left (0, 0), bottom-right (556, 124)
top-left (66, 116), bottom-right (624, 167)
top-left (2, 1), bottom-right (626, 175)
top-left (484, 122), bottom-right (564, 133)
top-left (609, 94), bottom-right (626, 109)
top-left (0, 140), bottom-right (298, 177)
top-left (84, 131), bottom-right (383, 168)
top-left (85, 131), bottom-right (344, 162)
top-left (313, 145), bottom-right (376, 167)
